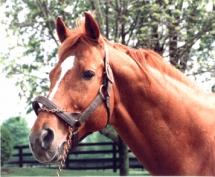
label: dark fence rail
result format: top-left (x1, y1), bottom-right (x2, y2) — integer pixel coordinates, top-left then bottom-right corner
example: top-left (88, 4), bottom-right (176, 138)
top-left (6, 142), bottom-right (143, 171)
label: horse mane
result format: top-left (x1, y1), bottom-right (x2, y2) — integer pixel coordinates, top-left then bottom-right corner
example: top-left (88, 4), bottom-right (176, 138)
top-left (110, 42), bottom-right (196, 88)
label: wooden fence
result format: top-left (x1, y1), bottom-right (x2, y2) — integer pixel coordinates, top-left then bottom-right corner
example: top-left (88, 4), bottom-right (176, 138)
top-left (6, 142), bottom-right (143, 172)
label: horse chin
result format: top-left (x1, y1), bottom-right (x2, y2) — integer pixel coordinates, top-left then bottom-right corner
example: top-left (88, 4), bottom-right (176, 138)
top-left (31, 142), bottom-right (66, 164)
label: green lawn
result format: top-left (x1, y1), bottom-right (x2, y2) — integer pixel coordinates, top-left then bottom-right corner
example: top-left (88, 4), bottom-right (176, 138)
top-left (1, 167), bottom-right (149, 176)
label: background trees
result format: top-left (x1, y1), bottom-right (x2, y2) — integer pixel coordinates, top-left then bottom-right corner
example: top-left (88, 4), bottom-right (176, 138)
top-left (1, 0), bottom-right (214, 104)
top-left (1, 116), bottom-right (29, 165)
top-left (1, 116), bottom-right (29, 146)
top-left (1, 126), bottom-right (13, 165)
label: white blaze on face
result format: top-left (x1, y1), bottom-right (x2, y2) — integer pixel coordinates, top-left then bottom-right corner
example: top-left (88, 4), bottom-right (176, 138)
top-left (49, 56), bottom-right (75, 100)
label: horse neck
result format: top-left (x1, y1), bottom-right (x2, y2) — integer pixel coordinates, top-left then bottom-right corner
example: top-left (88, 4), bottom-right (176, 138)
top-left (108, 45), bottom-right (215, 175)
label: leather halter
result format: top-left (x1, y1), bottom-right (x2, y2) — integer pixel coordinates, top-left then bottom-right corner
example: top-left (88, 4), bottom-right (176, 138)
top-left (32, 45), bottom-right (113, 146)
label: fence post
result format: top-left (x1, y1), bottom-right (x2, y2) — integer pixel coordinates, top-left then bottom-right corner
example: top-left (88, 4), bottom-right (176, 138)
top-left (118, 138), bottom-right (129, 176)
top-left (65, 155), bottom-right (70, 169)
top-left (112, 142), bottom-right (117, 172)
top-left (18, 146), bottom-right (23, 167)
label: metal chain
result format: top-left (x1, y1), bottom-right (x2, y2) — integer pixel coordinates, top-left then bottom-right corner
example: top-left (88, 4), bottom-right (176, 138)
top-left (56, 127), bottom-right (73, 177)
top-left (39, 107), bottom-right (65, 113)
top-left (38, 106), bottom-right (72, 177)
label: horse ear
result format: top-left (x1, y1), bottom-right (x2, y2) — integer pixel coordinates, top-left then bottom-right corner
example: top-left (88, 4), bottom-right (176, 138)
top-left (84, 12), bottom-right (100, 41)
top-left (56, 17), bottom-right (69, 43)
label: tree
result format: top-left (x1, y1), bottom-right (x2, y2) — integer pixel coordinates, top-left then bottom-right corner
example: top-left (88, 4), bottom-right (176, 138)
top-left (1, 0), bottom-right (214, 175)
top-left (0, 126), bottom-right (13, 165)
top-left (1, 0), bottom-right (91, 108)
top-left (1, 0), bottom-right (214, 104)
top-left (1, 116), bottom-right (29, 146)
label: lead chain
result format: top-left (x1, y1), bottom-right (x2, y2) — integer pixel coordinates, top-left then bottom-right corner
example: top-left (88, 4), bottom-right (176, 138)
top-left (39, 107), bottom-right (65, 113)
top-left (56, 127), bottom-right (73, 177)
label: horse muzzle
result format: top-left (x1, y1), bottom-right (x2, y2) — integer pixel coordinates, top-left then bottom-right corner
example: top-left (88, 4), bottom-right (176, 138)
top-left (29, 128), bottom-right (66, 163)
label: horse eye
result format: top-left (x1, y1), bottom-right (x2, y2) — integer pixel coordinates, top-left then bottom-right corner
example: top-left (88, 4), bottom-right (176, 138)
top-left (82, 70), bottom-right (95, 80)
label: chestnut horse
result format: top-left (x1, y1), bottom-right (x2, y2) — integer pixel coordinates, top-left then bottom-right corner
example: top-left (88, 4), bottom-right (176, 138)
top-left (29, 12), bottom-right (215, 175)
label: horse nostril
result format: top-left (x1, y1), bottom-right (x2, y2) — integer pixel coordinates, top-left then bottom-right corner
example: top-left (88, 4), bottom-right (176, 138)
top-left (40, 128), bottom-right (54, 150)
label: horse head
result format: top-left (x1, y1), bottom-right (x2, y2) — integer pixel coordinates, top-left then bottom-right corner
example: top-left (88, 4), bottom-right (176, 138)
top-left (29, 13), bottom-right (114, 163)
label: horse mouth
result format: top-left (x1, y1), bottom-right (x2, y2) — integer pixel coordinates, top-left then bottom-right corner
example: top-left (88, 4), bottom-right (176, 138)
top-left (30, 142), bottom-right (66, 164)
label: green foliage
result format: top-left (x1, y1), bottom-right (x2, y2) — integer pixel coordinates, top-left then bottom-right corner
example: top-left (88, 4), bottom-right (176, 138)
top-left (1, 0), bottom-right (92, 106)
top-left (1, 116), bottom-right (30, 146)
top-left (0, 126), bottom-right (13, 165)
top-left (85, 132), bottom-right (110, 143)
top-left (1, 0), bottom-right (215, 107)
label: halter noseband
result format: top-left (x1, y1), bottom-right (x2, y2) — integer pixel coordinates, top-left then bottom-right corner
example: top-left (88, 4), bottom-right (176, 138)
top-left (32, 45), bottom-right (113, 146)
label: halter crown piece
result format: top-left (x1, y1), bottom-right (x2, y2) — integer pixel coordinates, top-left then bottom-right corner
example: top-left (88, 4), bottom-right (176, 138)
top-left (32, 45), bottom-right (113, 146)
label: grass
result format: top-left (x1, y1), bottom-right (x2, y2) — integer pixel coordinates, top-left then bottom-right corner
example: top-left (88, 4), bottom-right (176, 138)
top-left (1, 167), bottom-right (149, 176)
